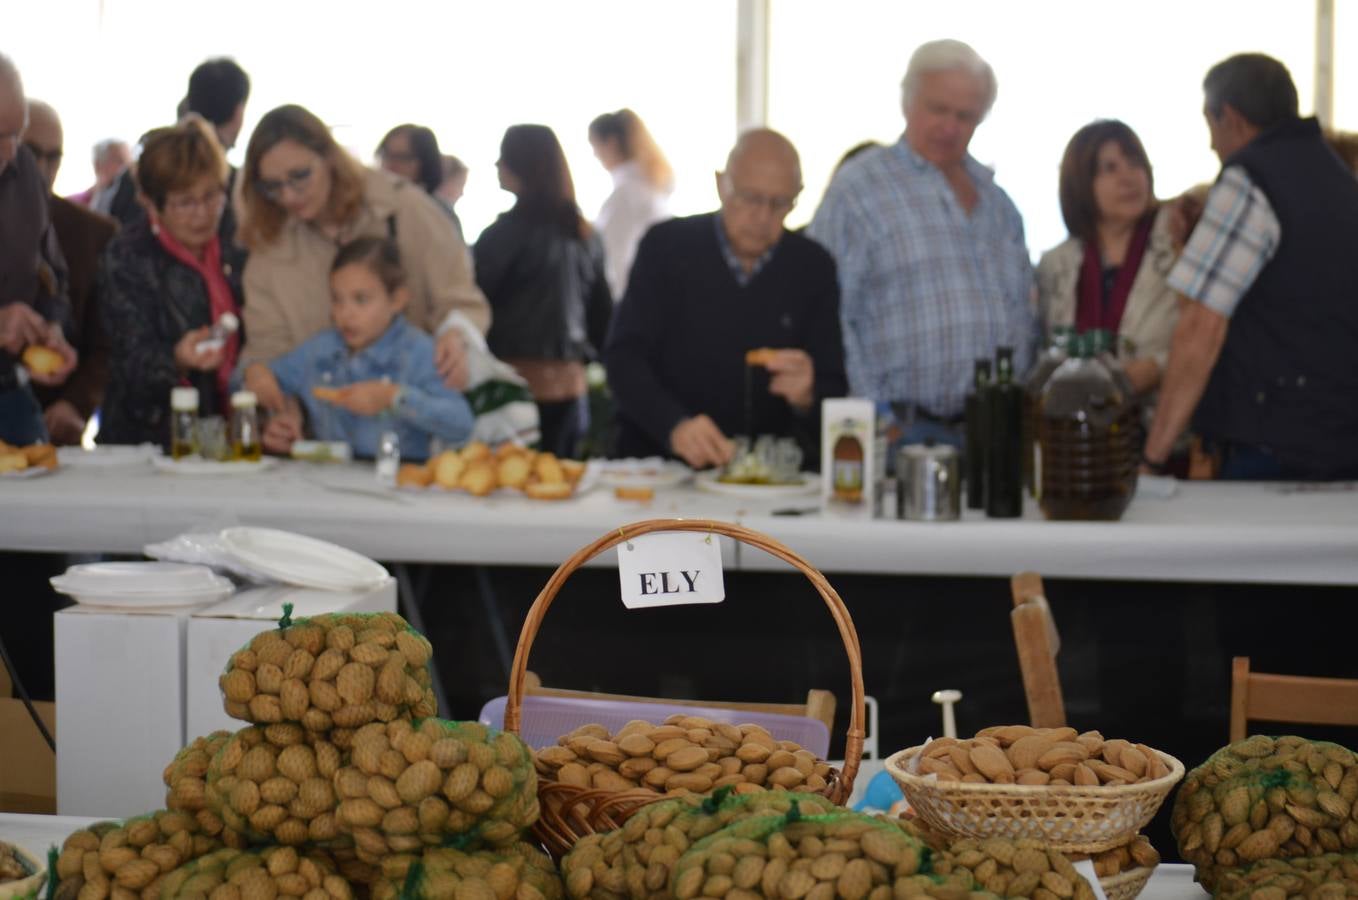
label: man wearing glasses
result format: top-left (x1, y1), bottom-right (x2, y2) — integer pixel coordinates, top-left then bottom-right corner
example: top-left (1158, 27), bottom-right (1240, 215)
top-left (605, 128), bottom-right (846, 469)
top-left (809, 39), bottom-right (1037, 449)
top-left (0, 53), bottom-right (77, 445)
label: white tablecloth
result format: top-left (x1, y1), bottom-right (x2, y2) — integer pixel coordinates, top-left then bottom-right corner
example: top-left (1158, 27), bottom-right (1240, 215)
top-left (2, 460), bottom-right (1356, 583)
top-left (0, 811), bottom-right (1208, 898)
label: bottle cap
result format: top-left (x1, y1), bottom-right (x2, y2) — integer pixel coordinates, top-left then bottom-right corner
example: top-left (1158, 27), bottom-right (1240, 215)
top-left (170, 386), bottom-right (199, 410)
top-left (231, 390), bottom-right (258, 408)
top-left (218, 312), bottom-right (240, 333)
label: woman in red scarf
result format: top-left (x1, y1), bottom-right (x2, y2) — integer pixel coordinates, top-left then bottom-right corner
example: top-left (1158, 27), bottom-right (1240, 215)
top-left (98, 116), bottom-right (244, 448)
top-left (1036, 120), bottom-right (1180, 397)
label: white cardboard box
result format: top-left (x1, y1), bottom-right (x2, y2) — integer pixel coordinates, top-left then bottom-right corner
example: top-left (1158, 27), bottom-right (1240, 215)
top-left (54, 577), bottom-right (397, 816)
top-left (185, 579), bottom-right (397, 740)
top-left (55, 607), bottom-right (189, 816)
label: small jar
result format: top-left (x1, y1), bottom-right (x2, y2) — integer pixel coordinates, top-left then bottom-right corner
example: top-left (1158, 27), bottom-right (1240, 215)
top-left (230, 391), bottom-right (262, 461)
top-left (376, 429), bottom-right (400, 486)
top-left (170, 386), bottom-right (199, 460)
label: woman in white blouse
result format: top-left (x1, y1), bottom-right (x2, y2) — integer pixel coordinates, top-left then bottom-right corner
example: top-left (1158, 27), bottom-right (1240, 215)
top-left (588, 109), bottom-right (673, 299)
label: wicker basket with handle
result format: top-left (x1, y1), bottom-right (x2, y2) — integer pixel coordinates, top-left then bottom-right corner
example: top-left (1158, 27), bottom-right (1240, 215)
top-left (502, 518), bottom-right (866, 858)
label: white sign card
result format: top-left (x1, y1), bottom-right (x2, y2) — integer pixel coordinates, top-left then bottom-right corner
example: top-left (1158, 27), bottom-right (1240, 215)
top-left (617, 531), bottom-right (726, 610)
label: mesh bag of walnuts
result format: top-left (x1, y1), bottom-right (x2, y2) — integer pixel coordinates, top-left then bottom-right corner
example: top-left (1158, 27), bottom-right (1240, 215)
top-left (204, 724), bottom-right (346, 847)
top-left (1171, 736), bottom-right (1358, 890)
top-left (219, 612), bottom-right (437, 739)
top-left (666, 809), bottom-right (957, 900)
top-left (536, 717), bottom-right (835, 798)
top-left (560, 789), bottom-right (839, 898)
top-left (165, 732), bottom-right (234, 813)
top-left (333, 719), bottom-right (539, 862)
top-left (157, 845), bottom-right (355, 900)
top-left (51, 811), bottom-right (231, 900)
top-left (370, 842), bottom-right (564, 900)
top-left (1213, 852), bottom-right (1358, 900)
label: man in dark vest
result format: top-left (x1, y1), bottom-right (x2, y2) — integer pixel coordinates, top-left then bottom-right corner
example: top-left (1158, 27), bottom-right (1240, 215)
top-left (604, 129), bottom-right (847, 470)
top-left (1143, 53), bottom-right (1358, 480)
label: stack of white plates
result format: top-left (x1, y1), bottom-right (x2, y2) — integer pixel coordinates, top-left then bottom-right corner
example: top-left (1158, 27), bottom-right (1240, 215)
top-left (219, 527), bottom-right (389, 592)
top-left (50, 561), bottom-right (235, 608)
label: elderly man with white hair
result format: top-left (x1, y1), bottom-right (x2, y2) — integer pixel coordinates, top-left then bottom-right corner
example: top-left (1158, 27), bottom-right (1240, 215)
top-left (809, 39), bottom-right (1037, 448)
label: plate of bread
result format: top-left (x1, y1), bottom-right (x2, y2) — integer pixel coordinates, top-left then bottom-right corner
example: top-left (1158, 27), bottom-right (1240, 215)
top-left (396, 441), bottom-right (595, 500)
top-left (0, 441), bottom-right (58, 477)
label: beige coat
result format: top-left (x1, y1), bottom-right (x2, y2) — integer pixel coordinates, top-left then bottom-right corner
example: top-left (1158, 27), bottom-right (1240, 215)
top-left (1035, 205), bottom-right (1179, 370)
top-left (239, 167), bottom-right (490, 367)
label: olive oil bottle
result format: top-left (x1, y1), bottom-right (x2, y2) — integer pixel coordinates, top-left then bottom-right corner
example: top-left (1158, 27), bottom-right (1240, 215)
top-left (986, 346), bottom-right (1023, 518)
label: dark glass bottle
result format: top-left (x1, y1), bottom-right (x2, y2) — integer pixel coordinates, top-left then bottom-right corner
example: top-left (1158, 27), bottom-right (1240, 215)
top-left (964, 359), bottom-right (991, 509)
top-left (1038, 334), bottom-right (1139, 521)
top-left (986, 346), bottom-right (1023, 518)
top-left (1023, 326), bottom-right (1073, 498)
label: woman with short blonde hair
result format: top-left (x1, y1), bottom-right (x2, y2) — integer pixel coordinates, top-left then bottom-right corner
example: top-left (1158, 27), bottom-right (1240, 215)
top-left (99, 116), bottom-right (244, 447)
top-left (236, 104), bottom-right (488, 417)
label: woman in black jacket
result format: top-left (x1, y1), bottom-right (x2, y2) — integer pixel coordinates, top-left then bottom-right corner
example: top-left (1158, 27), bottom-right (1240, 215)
top-left (474, 124), bottom-right (611, 458)
top-left (98, 118), bottom-right (245, 448)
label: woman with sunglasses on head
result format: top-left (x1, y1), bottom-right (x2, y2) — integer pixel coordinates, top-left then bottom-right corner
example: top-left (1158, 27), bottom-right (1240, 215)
top-left (98, 116), bottom-right (244, 447)
top-left (474, 124), bottom-right (611, 458)
top-left (237, 105), bottom-right (488, 444)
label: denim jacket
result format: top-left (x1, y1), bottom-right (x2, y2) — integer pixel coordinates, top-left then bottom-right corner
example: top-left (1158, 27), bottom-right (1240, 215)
top-left (268, 315), bottom-right (473, 460)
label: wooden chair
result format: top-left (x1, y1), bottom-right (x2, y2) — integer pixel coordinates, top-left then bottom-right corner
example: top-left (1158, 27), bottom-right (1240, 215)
top-left (524, 670), bottom-right (837, 736)
top-left (1009, 572), bottom-right (1066, 728)
top-left (1228, 657), bottom-right (1358, 741)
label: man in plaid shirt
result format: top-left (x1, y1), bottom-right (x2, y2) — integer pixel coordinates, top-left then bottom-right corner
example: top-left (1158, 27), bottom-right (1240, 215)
top-left (809, 39), bottom-right (1037, 446)
top-left (1143, 54), bottom-right (1358, 479)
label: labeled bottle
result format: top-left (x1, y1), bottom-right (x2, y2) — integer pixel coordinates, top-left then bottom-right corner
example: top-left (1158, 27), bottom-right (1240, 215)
top-left (1037, 334), bottom-right (1139, 521)
top-left (831, 421), bottom-right (865, 503)
top-left (170, 386), bottom-right (200, 460)
top-left (1024, 326), bottom-right (1073, 498)
top-left (230, 391), bottom-right (262, 461)
top-left (986, 346), bottom-right (1023, 518)
top-left (376, 429), bottom-right (401, 487)
top-left (963, 359), bottom-right (992, 509)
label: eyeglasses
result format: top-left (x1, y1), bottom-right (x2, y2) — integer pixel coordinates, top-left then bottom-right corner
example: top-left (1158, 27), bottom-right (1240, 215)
top-left (23, 142), bottom-right (63, 165)
top-left (727, 187), bottom-right (798, 216)
top-left (256, 166), bottom-right (314, 202)
top-left (164, 187), bottom-right (226, 216)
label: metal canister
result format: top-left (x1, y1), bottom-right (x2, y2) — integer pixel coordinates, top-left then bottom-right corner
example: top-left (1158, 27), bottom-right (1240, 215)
top-left (896, 442), bottom-right (961, 521)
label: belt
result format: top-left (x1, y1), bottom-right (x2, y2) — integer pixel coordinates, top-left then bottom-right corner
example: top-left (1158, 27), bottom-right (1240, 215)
top-left (885, 401), bottom-right (965, 428)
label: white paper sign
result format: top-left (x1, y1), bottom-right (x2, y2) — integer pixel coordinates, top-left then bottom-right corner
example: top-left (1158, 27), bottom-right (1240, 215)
top-left (1071, 860), bottom-right (1110, 900)
top-left (617, 531), bottom-right (725, 610)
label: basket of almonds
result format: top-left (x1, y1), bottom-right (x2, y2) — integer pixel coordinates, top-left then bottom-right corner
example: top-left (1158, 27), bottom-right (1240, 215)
top-left (885, 725), bottom-right (1184, 853)
top-left (502, 519), bottom-right (867, 858)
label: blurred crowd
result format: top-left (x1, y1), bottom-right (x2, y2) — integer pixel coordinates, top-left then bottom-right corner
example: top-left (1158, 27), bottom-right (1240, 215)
top-left (3, 38), bottom-right (1356, 480)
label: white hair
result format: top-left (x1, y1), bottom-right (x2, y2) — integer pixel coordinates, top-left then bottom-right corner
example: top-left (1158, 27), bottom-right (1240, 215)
top-left (900, 39), bottom-right (997, 116)
top-left (92, 138), bottom-right (129, 166)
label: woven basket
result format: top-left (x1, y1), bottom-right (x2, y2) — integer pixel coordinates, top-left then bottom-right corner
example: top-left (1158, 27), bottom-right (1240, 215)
top-left (503, 518), bottom-right (866, 859)
top-left (885, 745), bottom-right (1184, 853)
top-left (1099, 865), bottom-right (1156, 900)
top-left (0, 845), bottom-right (46, 900)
